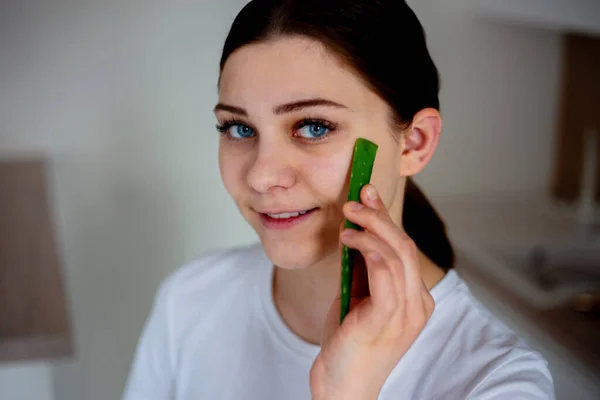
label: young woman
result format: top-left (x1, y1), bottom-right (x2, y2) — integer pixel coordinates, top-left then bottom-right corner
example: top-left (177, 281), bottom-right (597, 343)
top-left (123, 1), bottom-right (555, 399)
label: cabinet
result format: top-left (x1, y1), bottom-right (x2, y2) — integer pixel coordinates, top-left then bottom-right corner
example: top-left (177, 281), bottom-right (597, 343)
top-left (475, 0), bottom-right (600, 36)
top-left (0, 159), bottom-right (73, 362)
top-left (476, 0), bottom-right (600, 203)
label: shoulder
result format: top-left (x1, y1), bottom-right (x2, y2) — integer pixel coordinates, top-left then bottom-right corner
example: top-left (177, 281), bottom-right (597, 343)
top-left (150, 242), bottom-right (268, 329)
top-left (466, 349), bottom-right (554, 399)
top-left (448, 276), bottom-right (554, 398)
top-left (122, 243), bottom-right (268, 398)
top-left (159, 242), bottom-right (267, 298)
top-left (402, 270), bottom-right (555, 398)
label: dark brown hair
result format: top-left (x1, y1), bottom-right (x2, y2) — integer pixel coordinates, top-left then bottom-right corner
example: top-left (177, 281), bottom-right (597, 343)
top-left (219, 0), bottom-right (454, 270)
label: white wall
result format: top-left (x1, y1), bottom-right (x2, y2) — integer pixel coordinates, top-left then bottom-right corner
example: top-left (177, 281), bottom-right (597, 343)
top-left (0, 1), bottom-right (561, 399)
top-left (0, 1), bottom-right (252, 399)
top-left (0, 362), bottom-right (54, 400)
top-left (406, 0), bottom-right (561, 198)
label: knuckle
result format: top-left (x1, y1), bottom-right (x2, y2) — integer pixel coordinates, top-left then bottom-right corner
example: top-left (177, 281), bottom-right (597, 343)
top-left (399, 236), bottom-right (418, 255)
top-left (371, 263), bottom-right (388, 281)
top-left (371, 207), bottom-right (385, 220)
top-left (361, 208), bottom-right (381, 228)
top-left (381, 294), bottom-right (398, 316)
top-left (359, 231), bottom-right (376, 247)
top-left (373, 268), bottom-right (397, 313)
top-left (388, 257), bottom-right (405, 274)
top-left (364, 206), bottom-right (383, 221)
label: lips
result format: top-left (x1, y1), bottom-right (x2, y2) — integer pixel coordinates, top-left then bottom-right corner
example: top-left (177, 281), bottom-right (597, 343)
top-left (258, 207), bottom-right (318, 229)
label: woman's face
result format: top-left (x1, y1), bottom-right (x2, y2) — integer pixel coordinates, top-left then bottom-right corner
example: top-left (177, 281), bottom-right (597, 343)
top-left (216, 36), bottom-right (407, 269)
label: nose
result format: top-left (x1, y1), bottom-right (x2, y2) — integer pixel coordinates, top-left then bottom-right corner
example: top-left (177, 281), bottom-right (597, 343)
top-left (246, 140), bottom-right (296, 194)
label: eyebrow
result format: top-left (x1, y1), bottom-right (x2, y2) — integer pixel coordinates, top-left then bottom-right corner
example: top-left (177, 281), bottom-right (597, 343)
top-left (213, 98), bottom-right (349, 116)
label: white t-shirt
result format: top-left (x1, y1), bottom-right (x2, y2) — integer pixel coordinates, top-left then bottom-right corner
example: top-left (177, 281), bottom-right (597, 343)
top-left (122, 243), bottom-right (555, 400)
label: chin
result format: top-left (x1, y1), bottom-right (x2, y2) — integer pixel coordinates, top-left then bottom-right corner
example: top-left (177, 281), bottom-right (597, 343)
top-left (259, 236), bottom-right (336, 270)
top-left (241, 206), bottom-right (342, 269)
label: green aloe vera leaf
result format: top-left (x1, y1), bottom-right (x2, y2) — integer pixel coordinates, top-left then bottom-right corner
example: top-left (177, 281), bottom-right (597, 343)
top-left (340, 138), bottom-right (378, 324)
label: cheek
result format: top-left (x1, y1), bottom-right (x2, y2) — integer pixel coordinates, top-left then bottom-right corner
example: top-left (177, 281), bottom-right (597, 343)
top-left (368, 145), bottom-right (400, 206)
top-left (303, 150), bottom-right (352, 205)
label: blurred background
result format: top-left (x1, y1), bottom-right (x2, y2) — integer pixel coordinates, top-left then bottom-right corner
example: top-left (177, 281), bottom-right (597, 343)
top-left (0, 0), bottom-right (598, 399)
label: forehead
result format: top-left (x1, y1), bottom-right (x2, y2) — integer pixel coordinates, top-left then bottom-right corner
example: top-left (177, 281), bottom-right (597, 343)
top-left (218, 36), bottom-right (375, 110)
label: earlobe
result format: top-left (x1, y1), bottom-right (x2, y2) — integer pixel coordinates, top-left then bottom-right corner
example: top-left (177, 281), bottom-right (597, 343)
top-left (399, 108), bottom-right (442, 177)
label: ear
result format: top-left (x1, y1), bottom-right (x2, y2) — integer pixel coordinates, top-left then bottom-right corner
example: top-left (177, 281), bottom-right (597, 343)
top-left (399, 108), bottom-right (442, 177)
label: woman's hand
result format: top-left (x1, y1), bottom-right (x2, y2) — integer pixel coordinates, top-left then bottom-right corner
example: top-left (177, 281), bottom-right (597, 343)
top-left (309, 184), bottom-right (435, 400)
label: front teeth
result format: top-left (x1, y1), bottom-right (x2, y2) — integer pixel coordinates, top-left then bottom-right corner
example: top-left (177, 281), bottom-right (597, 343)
top-left (267, 210), bottom-right (310, 219)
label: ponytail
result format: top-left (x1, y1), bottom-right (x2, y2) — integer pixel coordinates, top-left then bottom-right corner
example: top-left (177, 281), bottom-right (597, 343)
top-left (403, 178), bottom-right (454, 270)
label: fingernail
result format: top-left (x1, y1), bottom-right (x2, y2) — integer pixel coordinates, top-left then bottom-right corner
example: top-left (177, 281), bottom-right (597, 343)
top-left (366, 185), bottom-right (378, 200)
top-left (368, 251), bottom-right (382, 262)
top-left (341, 229), bottom-right (356, 237)
top-left (349, 202), bottom-right (363, 211)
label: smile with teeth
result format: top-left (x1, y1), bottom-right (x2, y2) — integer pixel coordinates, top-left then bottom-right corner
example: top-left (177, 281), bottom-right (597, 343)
top-left (266, 210), bottom-right (312, 219)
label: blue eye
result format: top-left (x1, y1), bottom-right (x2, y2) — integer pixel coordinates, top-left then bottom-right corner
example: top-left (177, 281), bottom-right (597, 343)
top-left (231, 124), bottom-right (254, 139)
top-left (297, 122), bottom-right (331, 139)
top-left (216, 121), bottom-right (255, 140)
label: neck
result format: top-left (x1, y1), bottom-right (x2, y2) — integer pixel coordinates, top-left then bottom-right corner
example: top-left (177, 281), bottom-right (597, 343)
top-left (273, 251), bottom-right (342, 345)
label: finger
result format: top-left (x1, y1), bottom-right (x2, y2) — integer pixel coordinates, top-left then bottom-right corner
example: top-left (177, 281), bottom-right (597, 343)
top-left (343, 201), bottom-right (407, 296)
top-left (340, 229), bottom-right (398, 273)
top-left (343, 201), bottom-right (404, 255)
top-left (340, 229), bottom-right (404, 300)
top-left (352, 254), bottom-right (396, 340)
top-left (393, 235), bottom-right (425, 305)
top-left (343, 194), bottom-right (420, 275)
top-left (341, 225), bottom-right (428, 338)
top-left (345, 189), bottom-right (427, 311)
top-left (354, 185), bottom-right (411, 298)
